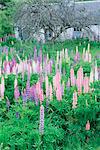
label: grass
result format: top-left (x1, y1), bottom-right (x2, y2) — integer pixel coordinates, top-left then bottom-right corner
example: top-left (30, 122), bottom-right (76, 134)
top-left (13, 38), bottom-right (100, 59)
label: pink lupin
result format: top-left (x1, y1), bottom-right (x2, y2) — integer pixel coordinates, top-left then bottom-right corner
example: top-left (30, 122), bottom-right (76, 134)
top-left (14, 78), bottom-right (20, 100)
top-left (70, 68), bottom-right (75, 86)
top-left (14, 86), bottom-right (20, 100)
top-left (53, 76), bottom-right (56, 91)
top-left (12, 65), bottom-right (16, 75)
top-left (56, 71), bottom-right (61, 86)
top-left (82, 48), bottom-right (85, 60)
top-left (79, 66), bottom-right (83, 84)
top-left (37, 61), bottom-right (40, 73)
top-left (77, 67), bottom-right (83, 94)
top-left (72, 91), bottom-right (78, 109)
top-left (36, 81), bottom-right (41, 96)
top-left (27, 63), bottom-right (31, 79)
top-left (21, 61), bottom-right (25, 79)
top-left (74, 46), bottom-right (80, 62)
top-left (14, 78), bottom-right (18, 88)
top-left (36, 81), bottom-right (44, 104)
top-left (39, 89), bottom-right (44, 104)
top-left (53, 71), bottom-right (61, 91)
top-left (56, 84), bottom-right (62, 101)
top-left (47, 61), bottom-right (50, 74)
top-left (83, 76), bottom-right (89, 93)
top-left (49, 83), bottom-right (53, 101)
top-left (66, 78), bottom-right (70, 90)
top-left (1, 76), bottom-right (5, 99)
top-left (56, 51), bottom-right (59, 65)
top-left (45, 76), bottom-right (49, 98)
top-left (86, 120), bottom-right (90, 131)
top-left (62, 81), bottom-right (65, 95)
top-left (6, 62), bottom-right (10, 75)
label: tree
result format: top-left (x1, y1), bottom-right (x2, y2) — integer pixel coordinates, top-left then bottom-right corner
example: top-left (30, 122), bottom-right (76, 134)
top-left (14, 0), bottom-right (95, 41)
top-left (0, 0), bottom-right (15, 37)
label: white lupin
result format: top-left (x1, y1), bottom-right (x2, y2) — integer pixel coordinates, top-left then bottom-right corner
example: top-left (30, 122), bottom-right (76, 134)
top-left (95, 61), bottom-right (98, 81)
top-left (90, 69), bottom-right (94, 83)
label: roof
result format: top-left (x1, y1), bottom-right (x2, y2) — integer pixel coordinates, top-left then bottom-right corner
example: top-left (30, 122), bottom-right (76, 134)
top-left (75, 1), bottom-right (100, 25)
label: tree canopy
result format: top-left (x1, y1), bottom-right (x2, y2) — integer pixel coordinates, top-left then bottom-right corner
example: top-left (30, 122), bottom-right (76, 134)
top-left (0, 0), bottom-right (15, 37)
top-left (14, 0), bottom-right (95, 41)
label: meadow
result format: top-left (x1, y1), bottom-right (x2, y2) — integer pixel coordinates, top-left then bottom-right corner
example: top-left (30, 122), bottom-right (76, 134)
top-left (0, 38), bottom-right (100, 150)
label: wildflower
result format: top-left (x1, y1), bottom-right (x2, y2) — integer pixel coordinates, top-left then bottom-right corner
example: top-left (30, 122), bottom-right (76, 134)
top-left (49, 83), bottom-right (53, 101)
top-left (74, 46), bottom-right (80, 62)
top-left (72, 91), bottom-right (77, 109)
top-left (86, 120), bottom-right (90, 131)
top-left (82, 48), bottom-right (85, 60)
top-left (14, 86), bottom-right (20, 100)
top-left (16, 112), bottom-right (20, 119)
top-left (53, 71), bottom-right (61, 91)
top-left (89, 53), bottom-right (92, 63)
top-left (39, 105), bottom-right (44, 135)
top-left (39, 48), bottom-right (42, 64)
top-left (1, 76), bottom-right (5, 99)
top-left (62, 81), bottom-right (65, 95)
top-left (6, 62), bottom-right (10, 75)
top-left (26, 79), bottom-right (30, 99)
top-left (14, 78), bottom-right (18, 89)
top-left (66, 78), bottom-right (70, 90)
top-left (34, 46), bottom-right (37, 62)
top-left (85, 51), bottom-right (89, 62)
top-left (6, 98), bottom-right (10, 111)
top-left (83, 76), bottom-right (89, 93)
top-left (87, 43), bottom-right (90, 53)
top-left (65, 48), bottom-right (69, 62)
top-left (56, 51), bottom-right (59, 64)
top-left (77, 67), bottom-right (83, 94)
top-left (45, 76), bottom-right (49, 98)
top-left (56, 84), bottom-right (62, 101)
top-left (90, 69), bottom-right (94, 84)
top-left (39, 89), bottom-right (44, 104)
top-left (22, 91), bottom-right (27, 106)
top-left (95, 61), bottom-right (98, 81)
top-left (36, 81), bottom-right (41, 97)
top-left (70, 68), bottom-right (75, 86)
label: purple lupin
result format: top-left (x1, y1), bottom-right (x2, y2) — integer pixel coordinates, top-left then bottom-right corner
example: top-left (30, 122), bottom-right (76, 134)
top-left (38, 48), bottom-right (42, 64)
top-left (39, 105), bottom-right (44, 135)
top-left (26, 79), bottom-right (30, 100)
top-left (66, 78), bottom-right (70, 91)
top-left (16, 112), bottom-right (19, 119)
top-left (6, 99), bottom-right (10, 111)
top-left (34, 46), bottom-right (37, 62)
top-left (22, 91), bottom-right (27, 106)
top-left (14, 86), bottom-right (20, 100)
top-left (33, 85), bottom-right (38, 105)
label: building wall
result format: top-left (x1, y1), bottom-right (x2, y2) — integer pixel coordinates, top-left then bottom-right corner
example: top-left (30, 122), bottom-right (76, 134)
top-left (82, 25), bottom-right (100, 40)
top-left (58, 28), bottom-right (74, 41)
top-left (15, 25), bottom-right (100, 42)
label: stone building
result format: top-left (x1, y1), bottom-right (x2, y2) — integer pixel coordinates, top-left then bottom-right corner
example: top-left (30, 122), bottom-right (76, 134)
top-left (15, 0), bottom-right (100, 42)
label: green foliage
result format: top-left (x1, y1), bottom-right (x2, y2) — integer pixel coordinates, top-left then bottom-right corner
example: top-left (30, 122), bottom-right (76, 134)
top-left (0, 0), bottom-right (15, 37)
top-left (3, 73), bottom-right (39, 104)
top-left (1, 36), bottom-right (18, 47)
top-left (0, 39), bottom-right (100, 149)
top-left (0, 11), bottom-right (13, 37)
top-left (0, 78), bottom-right (99, 149)
top-left (74, 62), bottom-right (91, 76)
